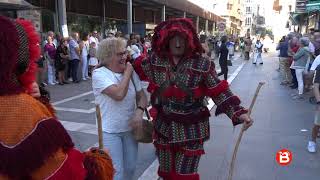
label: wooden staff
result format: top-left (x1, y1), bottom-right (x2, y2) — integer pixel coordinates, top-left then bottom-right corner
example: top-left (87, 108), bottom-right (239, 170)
top-left (228, 82), bottom-right (265, 180)
top-left (95, 104), bottom-right (104, 149)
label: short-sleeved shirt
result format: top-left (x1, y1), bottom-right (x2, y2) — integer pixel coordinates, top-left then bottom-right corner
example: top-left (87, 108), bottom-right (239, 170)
top-left (69, 38), bottom-right (80, 60)
top-left (92, 66), bottom-right (142, 133)
top-left (44, 43), bottom-right (56, 59)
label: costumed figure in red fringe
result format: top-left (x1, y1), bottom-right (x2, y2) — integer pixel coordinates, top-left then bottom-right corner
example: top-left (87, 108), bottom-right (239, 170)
top-left (0, 16), bottom-right (114, 180)
top-left (133, 18), bottom-right (253, 180)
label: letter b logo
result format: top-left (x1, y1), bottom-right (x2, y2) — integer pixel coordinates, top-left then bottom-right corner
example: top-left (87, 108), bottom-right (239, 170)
top-left (276, 149), bottom-right (292, 166)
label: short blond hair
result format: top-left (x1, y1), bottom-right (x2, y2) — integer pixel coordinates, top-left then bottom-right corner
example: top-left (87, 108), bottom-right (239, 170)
top-left (97, 37), bottom-right (127, 66)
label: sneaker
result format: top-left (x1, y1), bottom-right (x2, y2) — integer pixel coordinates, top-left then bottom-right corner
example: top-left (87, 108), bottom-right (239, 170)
top-left (292, 95), bottom-right (304, 100)
top-left (86, 76), bottom-right (91, 80)
top-left (308, 141), bottom-right (316, 153)
top-left (68, 78), bottom-right (72, 82)
top-left (291, 93), bottom-right (298, 97)
top-left (48, 82), bottom-right (56, 85)
top-left (82, 78), bottom-right (87, 81)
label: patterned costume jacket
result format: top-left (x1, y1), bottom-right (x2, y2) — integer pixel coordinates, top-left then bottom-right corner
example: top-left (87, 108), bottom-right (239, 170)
top-left (135, 53), bottom-right (248, 146)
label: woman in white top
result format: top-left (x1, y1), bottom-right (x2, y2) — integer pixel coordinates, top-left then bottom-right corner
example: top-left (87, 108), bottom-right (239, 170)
top-left (92, 37), bottom-right (147, 180)
top-left (80, 33), bottom-right (90, 80)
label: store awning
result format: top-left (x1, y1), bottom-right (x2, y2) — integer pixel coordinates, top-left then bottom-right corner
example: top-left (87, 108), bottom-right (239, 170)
top-left (306, 0), bottom-right (320, 12)
top-left (0, 0), bottom-right (37, 11)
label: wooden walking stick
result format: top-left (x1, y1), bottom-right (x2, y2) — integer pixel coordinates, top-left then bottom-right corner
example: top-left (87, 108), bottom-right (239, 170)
top-left (228, 82), bottom-right (265, 180)
top-left (95, 104), bottom-right (104, 149)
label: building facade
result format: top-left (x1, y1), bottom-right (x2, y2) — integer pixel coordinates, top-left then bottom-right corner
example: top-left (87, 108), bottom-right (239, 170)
top-left (0, 0), bottom-right (225, 39)
top-left (213, 0), bottom-right (244, 36)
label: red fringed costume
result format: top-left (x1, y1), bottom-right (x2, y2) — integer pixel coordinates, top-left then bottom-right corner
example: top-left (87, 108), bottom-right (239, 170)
top-left (133, 18), bottom-right (248, 180)
top-left (0, 16), bottom-right (114, 180)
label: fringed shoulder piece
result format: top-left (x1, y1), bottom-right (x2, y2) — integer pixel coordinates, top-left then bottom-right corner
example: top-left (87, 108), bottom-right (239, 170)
top-left (0, 94), bottom-right (74, 179)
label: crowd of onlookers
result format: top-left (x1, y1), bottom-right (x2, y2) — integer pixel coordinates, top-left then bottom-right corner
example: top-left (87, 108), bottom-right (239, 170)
top-left (37, 30), bottom-right (152, 86)
top-left (275, 30), bottom-right (320, 153)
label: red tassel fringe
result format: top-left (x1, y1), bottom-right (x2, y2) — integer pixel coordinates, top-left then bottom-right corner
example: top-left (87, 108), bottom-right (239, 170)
top-left (162, 85), bottom-right (188, 99)
top-left (231, 109), bottom-right (248, 126)
top-left (48, 149), bottom-right (87, 180)
top-left (158, 170), bottom-right (200, 180)
top-left (205, 80), bottom-right (229, 97)
top-left (133, 56), bottom-right (148, 81)
top-left (83, 148), bottom-right (115, 180)
top-left (0, 118), bottom-right (74, 178)
top-left (16, 19), bottom-right (40, 94)
top-left (0, 16), bottom-right (24, 95)
top-left (147, 81), bottom-right (159, 93)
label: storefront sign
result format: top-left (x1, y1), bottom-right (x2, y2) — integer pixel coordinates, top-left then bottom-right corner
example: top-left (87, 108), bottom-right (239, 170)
top-left (217, 22), bottom-right (226, 32)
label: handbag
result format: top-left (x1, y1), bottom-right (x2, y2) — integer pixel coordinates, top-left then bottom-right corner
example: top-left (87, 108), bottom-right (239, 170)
top-left (130, 76), bottom-right (153, 143)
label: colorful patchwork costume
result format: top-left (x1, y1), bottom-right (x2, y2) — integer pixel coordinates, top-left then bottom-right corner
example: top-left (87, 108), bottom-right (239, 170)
top-left (0, 16), bottom-right (114, 180)
top-left (134, 18), bottom-right (248, 180)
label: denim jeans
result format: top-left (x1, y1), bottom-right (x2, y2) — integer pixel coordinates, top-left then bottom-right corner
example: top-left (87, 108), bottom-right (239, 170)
top-left (70, 59), bottom-right (80, 82)
top-left (103, 131), bottom-right (138, 180)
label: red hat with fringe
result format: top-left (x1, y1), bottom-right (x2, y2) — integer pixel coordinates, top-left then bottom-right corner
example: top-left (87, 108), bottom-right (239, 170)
top-left (152, 18), bottom-right (203, 59)
top-left (0, 16), bottom-right (40, 95)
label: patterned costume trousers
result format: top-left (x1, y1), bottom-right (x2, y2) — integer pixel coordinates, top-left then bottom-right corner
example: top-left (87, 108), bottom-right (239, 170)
top-left (155, 138), bottom-right (205, 180)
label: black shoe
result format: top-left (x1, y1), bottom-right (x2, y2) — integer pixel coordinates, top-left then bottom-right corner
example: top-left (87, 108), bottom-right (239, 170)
top-left (74, 80), bottom-right (80, 83)
top-left (290, 85), bottom-right (298, 89)
top-left (58, 82), bottom-right (64, 85)
top-left (260, 63), bottom-right (263, 65)
top-left (63, 81), bottom-right (69, 84)
top-left (253, 63), bottom-right (256, 64)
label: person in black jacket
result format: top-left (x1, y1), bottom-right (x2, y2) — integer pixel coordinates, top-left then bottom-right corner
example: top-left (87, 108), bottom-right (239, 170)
top-left (218, 36), bottom-right (229, 80)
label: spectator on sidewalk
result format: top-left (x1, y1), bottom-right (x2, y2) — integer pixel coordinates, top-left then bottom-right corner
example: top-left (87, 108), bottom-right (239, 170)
top-left (68, 32), bottom-right (81, 83)
top-left (244, 36), bottom-right (252, 60)
top-left (92, 37), bottom-right (147, 180)
top-left (89, 30), bottom-right (100, 46)
top-left (307, 54), bottom-right (320, 153)
top-left (288, 36), bottom-right (300, 89)
top-left (55, 38), bottom-right (70, 85)
top-left (88, 42), bottom-right (98, 76)
top-left (291, 37), bottom-right (310, 100)
top-left (277, 36), bottom-right (291, 85)
top-left (44, 36), bottom-right (57, 85)
top-left (80, 32), bottom-right (90, 81)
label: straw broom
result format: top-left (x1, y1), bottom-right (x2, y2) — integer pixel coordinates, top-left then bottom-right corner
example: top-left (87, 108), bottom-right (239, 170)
top-left (228, 82), bottom-right (265, 180)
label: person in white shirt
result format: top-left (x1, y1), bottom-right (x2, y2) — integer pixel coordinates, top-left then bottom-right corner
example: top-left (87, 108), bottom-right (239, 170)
top-left (308, 54), bottom-right (320, 153)
top-left (80, 33), bottom-right (90, 80)
top-left (92, 37), bottom-right (147, 180)
top-left (89, 30), bottom-right (99, 46)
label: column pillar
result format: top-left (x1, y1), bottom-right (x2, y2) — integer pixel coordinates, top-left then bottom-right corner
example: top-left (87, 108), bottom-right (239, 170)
top-left (205, 19), bottom-right (208, 35)
top-left (196, 16), bottom-right (200, 34)
top-left (127, 0), bottom-right (133, 34)
top-left (57, 0), bottom-right (68, 37)
top-left (162, 5), bottom-right (166, 21)
top-left (183, 11), bottom-right (186, 18)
